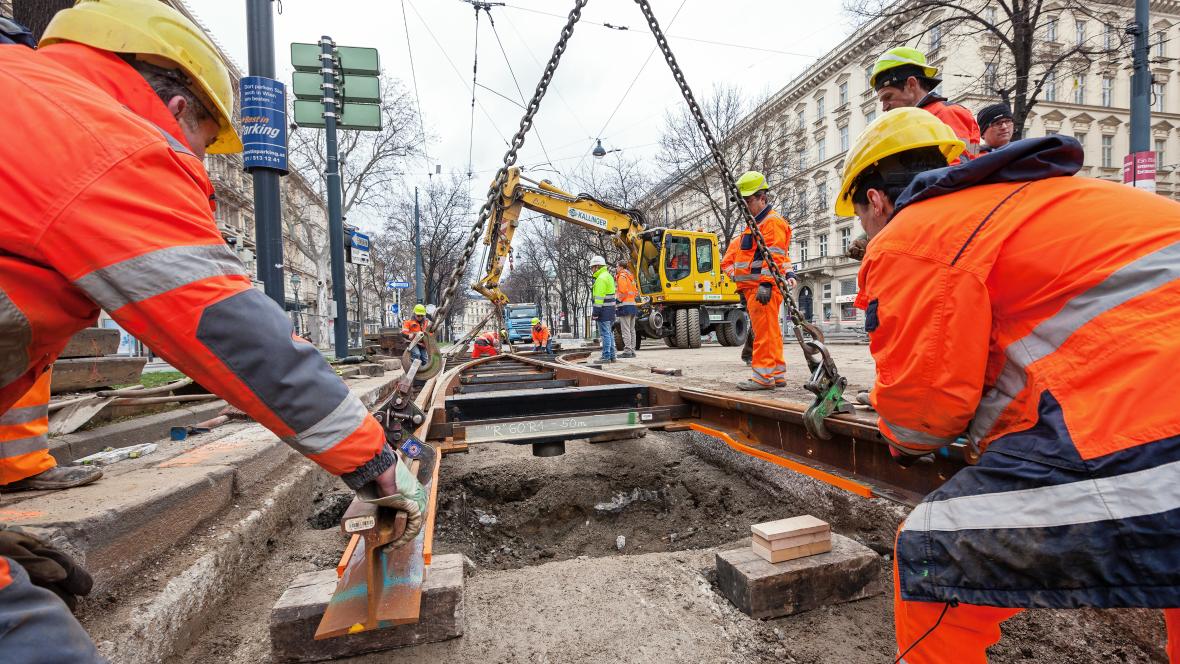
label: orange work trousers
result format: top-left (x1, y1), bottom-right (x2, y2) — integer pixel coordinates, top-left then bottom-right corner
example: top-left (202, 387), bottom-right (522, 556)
top-left (744, 287), bottom-right (785, 386)
top-left (0, 369), bottom-right (56, 485)
top-left (471, 344), bottom-right (498, 359)
top-left (893, 553), bottom-right (1180, 663)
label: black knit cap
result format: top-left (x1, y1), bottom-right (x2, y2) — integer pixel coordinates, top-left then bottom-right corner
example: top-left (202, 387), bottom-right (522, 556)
top-left (976, 103), bottom-right (1013, 132)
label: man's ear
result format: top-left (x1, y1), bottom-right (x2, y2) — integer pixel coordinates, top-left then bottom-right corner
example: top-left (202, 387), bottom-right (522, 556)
top-left (165, 95), bottom-right (188, 120)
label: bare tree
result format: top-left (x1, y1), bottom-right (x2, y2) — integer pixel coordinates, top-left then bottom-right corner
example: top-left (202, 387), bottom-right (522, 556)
top-left (654, 83), bottom-right (800, 249)
top-left (845, 0), bottom-right (1130, 138)
top-left (281, 180), bottom-right (333, 345)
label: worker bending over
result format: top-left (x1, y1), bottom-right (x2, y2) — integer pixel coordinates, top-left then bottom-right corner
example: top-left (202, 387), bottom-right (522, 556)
top-left (530, 318), bottom-right (551, 353)
top-left (835, 107), bottom-right (1180, 663)
top-left (615, 259), bottom-right (639, 358)
top-left (471, 330), bottom-right (501, 359)
top-left (721, 172), bottom-right (795, 391)
top-left (590, 255), bottom-right (617, 363)
top-left (871, 47), bottom-right (980, 159)
top-left (401, 304), bottom-right (430, 366)
top-left (0, 1), bottom-right (424, 658)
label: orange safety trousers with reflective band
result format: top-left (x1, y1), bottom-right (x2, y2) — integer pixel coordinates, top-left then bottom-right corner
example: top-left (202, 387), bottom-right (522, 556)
top-left (720, 208), bottom-right (792, 292)
top-left (472, 332), bottom-right (499, 358)
top-left (0, 44), bottom-right (389, 489)
top-left (743, 289), bottom-right (785, 385)
top-left (0, 370), bottom-right (54, 484)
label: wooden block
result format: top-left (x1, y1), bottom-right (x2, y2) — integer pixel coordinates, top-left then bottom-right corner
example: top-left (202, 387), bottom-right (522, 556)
top-left (271, 555), bottom-right (464, 662)
top-left (751, 515), bottom-right (829, 541)
top-left (716, 533), bottom-right (883, 619)
top-left (751, 537), bottom-right (832, 563)
top-left (59, 328), bottom-right (121, 358)
top-left (752, 529), bottom-right (830, 552)
top-left (50, 356), bottom-right (146, 393)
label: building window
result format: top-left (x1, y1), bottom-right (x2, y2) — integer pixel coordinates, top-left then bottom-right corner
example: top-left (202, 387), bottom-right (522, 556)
top-left (929, 24), bottom-right (942, 51)
top-left (1075, 75), bottom-right (1086, 104)
top-left (841, 303), bottom-right (858, 321)
top-left (1156, 31), bottom-right (1166, 57)
top-left (1102, 76), bottom-right (1113, 107)
top-left (866, 108), bottom-right (877, 123)
top-left (1075, 19), bottom-right (1086, 46)
top-left (865, 64), bottom-right (874, 89)
top-left (1044, 69), bottom-right (1057, 102)
top-left (797, 110), bottom-right (805, 128)
top-left (816, 96), bottom-right (825, 118)
top-left (816, 182), bottom-right (828, 209)
top-left (839, 227), bottom-right (852, 252)
top-left (985, 7), bottom-right (997, 25)
top-left (818, 233), bottom-right (829, 257)
top-left (1105, 23), bottom-right (1114, 49)
top-left (839, 82), bottom-right (848, 106)
top-left (1156, 138), bottom-right (1166, 166)
top-left (1154, 82), bottom-right (1166, 112)
top-left (822, 282), bottom-right (832, 299)
top-left (985, 63), bottom-right (998, 91)
top-left (1074, 131), bottom-right (1087, 147)
top-left (1046, 16), bottom-right (1058, 42)
top-left (799, 241), bottom-right (809, 263)
top-left (1102, 134), bottom-right (1113, 168)
top-left (840, 278), bottom-right (858, 295)
top-left (817, 137), bottom-right (826, 162)
top-left (839, 125), bottom-right (850, 152)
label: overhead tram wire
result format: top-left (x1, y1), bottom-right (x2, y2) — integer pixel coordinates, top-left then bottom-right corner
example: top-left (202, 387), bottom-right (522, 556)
top-left (399, 0), bottom-right (431, 167)
top-left (500, 9), bottom-right (594, 143)
top-left (486, 11), bottom-right (561, 181)
top-left (464, 2), bottom-right (491, 178)
top-left (571, 0), bottom-right (688, 177)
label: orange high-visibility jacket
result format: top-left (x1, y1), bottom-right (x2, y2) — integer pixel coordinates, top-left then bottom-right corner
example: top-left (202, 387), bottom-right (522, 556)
top-left (0, 44), bottom-right (390, 489)
top-left (615, 268), bottom-right (638, 316)
top-left (856, 136), bottom-right (1180, 610)
top-left (721, 207), bottom-right (792, 292)
top-left (918, 92), bottom-right (981, 159)
top-left (531, 324), bottom-right (550, 346)
top-left (401, 316), bottom-right (427, 336)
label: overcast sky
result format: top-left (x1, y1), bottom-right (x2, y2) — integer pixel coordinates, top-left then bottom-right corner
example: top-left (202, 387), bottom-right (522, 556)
top-left (189, 0), bottom-right (852, 220)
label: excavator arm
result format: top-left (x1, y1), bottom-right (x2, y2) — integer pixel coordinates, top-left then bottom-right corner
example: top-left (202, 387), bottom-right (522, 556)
top-left (473, 167), bottom-right (647, 306)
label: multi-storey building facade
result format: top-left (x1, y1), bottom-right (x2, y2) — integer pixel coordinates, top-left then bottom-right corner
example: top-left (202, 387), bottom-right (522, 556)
top-left (649, 0), bottom-right (1180, 331)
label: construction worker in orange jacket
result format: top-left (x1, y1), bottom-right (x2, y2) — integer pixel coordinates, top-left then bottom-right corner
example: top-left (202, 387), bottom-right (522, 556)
top-left (471, 330), bottom-right (501, 359)
top-left (870, 47), bottom-right (980, 160)
top-left (615, 259), bottom-right (639, 358)
top-left (401, 304), bottom-right (431, 366)
top-left (836, 107), bottom-right (1180, 663)
top-left (530, 317), bottom-right (551, 353)
top-left (0, 2), bottom-right (425, 658)
top-left (720, 171), bottom-right (796, 391)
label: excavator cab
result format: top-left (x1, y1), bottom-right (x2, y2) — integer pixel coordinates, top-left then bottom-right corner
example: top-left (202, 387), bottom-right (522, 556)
top-left (636, 229), bottom-right (739, 304)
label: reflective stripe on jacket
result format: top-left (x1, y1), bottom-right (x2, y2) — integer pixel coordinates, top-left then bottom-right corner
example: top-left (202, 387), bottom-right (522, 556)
top-left (592, 267), bottom-right (617, 321)
top-left (720, 206), bottom-right (792, 292)
top-left (401, 317), bottom-right (426, 336)
top-left (0, 44), bottom-right (391, 490)
top-left (856, 136), bottom-right (1180, 609)
top-left (918, 93), bottom-right (981, 160)
top-left (615, 268), bottom-right (638, 316)
top-left (531, 324), bottom-right (550, 346)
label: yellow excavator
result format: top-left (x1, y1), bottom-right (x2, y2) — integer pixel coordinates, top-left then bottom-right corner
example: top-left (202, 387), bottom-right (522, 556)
top-left (474, 167), bottom-right (749, 348)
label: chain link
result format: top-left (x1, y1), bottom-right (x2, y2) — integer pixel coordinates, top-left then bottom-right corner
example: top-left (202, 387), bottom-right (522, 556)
top-left (633, 0), bottom-right (839, 384)
top-left (435, 0), bottom-right (589, 325)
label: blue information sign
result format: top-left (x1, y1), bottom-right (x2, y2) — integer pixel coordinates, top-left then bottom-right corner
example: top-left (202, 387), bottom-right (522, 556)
top-left (240, 76), bottom-right (288, 171)
top-left (386, 280), bottom-right (411, 289)
top-left (348, 231), bottom-right (371, 266)
top-left (389, 303), bottom-right (400, 314)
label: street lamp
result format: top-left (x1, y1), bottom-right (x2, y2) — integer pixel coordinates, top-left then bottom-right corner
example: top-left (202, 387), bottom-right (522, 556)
top-left (290, 273), bottom-right (302, 335)
top-left (592, 138), bottom-right (621, 159)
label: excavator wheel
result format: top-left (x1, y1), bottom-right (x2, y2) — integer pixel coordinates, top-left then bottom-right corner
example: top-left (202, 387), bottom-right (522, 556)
top-left (673, 307), bottom-right (702, 349)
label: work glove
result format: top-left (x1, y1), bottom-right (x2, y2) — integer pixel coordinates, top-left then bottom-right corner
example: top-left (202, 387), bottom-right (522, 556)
top-left (0, 525), bottom-right (93, 611)
top-left (847, 234), bottom-right (870, 261)
top-left (359, 448), bottom-right (428, 548)
top-left (888, 444), bottom-right (931, 469)
top-left (754, 283), bottom-right (773, 305)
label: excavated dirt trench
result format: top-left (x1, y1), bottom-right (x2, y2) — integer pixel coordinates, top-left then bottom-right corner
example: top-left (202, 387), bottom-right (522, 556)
top-left (178, 430), bottom-right (1171, 664)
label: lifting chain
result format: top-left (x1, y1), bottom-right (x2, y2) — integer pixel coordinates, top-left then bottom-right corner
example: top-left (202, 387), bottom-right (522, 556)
top-left (632, 0), bottom-right (851, 438)
top-left (435, 0), bottom-right (589, 326)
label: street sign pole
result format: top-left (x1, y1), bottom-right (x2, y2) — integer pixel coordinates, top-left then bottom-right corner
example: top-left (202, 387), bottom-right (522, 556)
top-left (322, 36), bottom-right (349, 359)
top-left (414, 186), bottom-right (425, 302)
top-left (245, 0), bottom-right (285, 307)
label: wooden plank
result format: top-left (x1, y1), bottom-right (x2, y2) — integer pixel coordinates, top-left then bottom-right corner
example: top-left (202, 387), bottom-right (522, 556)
top-left (51, 357), bottom-right (146, 393)
top-left (750, 515), bottom-right (829, 542)
top-left (59, 327), bottom-right (120, 358)
top-left (751, 538), bottom-right (833, 564)
top-left (422, 446), bottom-right (442, 566)
top-left (752, 530), bottom-right (830, 552)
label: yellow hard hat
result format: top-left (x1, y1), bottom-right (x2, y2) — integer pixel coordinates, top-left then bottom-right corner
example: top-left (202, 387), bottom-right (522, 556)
top-left (870, 47), bottom-right (940, 90)
top-left (413, 304), bottom-right (427, 315)
top-left (736, 171), bottom-right (768, 198)
top-left (41, 0), bottom-right (243, 154)
top-left (531, 317), bottom-right (540, 325)
top-left (833, 107), bottom-right (964, 217)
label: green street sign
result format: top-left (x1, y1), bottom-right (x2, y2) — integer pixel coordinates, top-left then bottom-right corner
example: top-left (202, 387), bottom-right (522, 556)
top-left (291, 71), bottom-right (323, 101)
top-left (340, 75), bottom-right (380, 104)
top-left (293, 100), bottom-right (382, 131)
top-left (290, 42), bottom-right (322, 73)
top-left (336, 46), bottom-right (380, 75)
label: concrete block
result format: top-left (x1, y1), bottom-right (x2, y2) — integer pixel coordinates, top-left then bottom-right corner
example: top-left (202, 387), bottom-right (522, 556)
top-left (270, 554), bottom-right (465, 662)
top-left (716, 533), bottom-right (883, 619)
top-left (0, 465), bottom-right (234, 593)
top-left (157, 426), bottom-right (298, 491)
top-left (59, 327), bottom-right (120, 358)
top-left (48, 401), bottom-right (226, 465)
top-left (51, 356), bottom-right (147, 392)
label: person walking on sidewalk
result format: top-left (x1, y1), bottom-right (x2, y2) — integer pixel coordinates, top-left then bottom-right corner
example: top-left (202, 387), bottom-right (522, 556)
top-left (589, 255), bottom-right (617, 363)
top-left (721, 172), bottom-right (796, 391)
top-left (836, 107), bottom-right (1180, 663)
top-left (0, 1), bottom-right (425, 658)
top-left (615, 258), bottom-right (639, 358)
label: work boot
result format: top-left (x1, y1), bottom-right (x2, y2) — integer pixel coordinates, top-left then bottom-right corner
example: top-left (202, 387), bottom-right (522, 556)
top-left (2, 465), bottom-right (103, 492)
top-left (774, 379), bottom-right (786, 388)
top-left (596, 355), bottom-right (614, 363)
top-left (619, 350), bottom-right (636, 359)
top-left (736, 379), bottom-right (774, 391)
